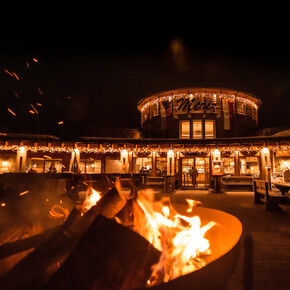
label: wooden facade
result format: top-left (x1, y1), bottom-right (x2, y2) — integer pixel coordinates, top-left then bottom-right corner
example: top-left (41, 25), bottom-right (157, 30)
top-left (0, 135), bottom-right (289, 189)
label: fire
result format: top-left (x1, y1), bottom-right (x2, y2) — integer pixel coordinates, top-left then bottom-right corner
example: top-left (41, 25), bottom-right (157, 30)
top-left (82, 188), bottom-right (101, 212)
top-left (48, 187), bottom-right (101, 219)
top-left (135, 189), bottom-right (215, 286)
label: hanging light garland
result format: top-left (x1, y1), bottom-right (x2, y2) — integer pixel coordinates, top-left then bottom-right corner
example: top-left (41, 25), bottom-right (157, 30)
top-left (0, 143), bottom-right (289, 155)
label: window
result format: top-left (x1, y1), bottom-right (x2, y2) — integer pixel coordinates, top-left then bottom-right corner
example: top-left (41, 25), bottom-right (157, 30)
top-left (239, 156), bottom-right (260, 178)
top-left (192, 120), bottom-right (202, 139)
top-left (79, 159), bottom-right (101, 173)
top-left (0, 152), bottom-right (16, 173)
top-left (205, 120), bottom-right (215, 139)
top-left (27, 158), bottom-right (62, 173)
top-left (179, 119), bottom-right (216, 139)
top-left (274, 151), bottom-right (290, 182)
top-left (157, 157), bottom-right (167, 175)
top-left (105, 156), bottom-right (122, 173)
top-left (223, 157), bottom-right (235, 175)
top-left (180, 121), bottom-right (190, 139)
top-left (45, 160), bottom-right (62, 173)
top-left (133, 157), bottom-right (152, 174)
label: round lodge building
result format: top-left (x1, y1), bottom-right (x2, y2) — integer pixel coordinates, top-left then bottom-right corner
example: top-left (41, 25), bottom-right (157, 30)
top-left (137, 87), bottom-right (261, 139)
top-left (0, 87), bottom-right (289, 192)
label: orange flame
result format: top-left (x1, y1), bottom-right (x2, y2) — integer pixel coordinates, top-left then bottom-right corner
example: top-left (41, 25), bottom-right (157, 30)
top-left (135, 189), bottom-right (215, 286)
top-left (82, 188), bottom-right (101, 213)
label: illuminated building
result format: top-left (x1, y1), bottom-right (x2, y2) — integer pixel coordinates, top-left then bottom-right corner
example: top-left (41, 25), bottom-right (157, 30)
top-left (0, 87), bottom-right (289, 189)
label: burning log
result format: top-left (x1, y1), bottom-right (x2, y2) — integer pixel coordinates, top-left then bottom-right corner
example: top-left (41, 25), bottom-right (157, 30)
top-left (0, 186), bottom-right (126, 289)
top-left (0, 225), bottom-right (61, 260)
top-left (0, 223), bottom-right (43, 276)
top-left (44, 215), bottom-right (161, 290)
top-left (116, 196), bottom-right (146, 232)
top-left (90, 185), bottom-right (126, 218)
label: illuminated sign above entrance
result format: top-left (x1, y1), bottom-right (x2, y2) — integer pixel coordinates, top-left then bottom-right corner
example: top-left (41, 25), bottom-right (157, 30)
top-left (176, 97), bottom-right (217, 113)
top-left (138, 88), bottom-right (261, 125)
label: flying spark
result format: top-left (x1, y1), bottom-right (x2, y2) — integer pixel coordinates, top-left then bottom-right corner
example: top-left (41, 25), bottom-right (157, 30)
top-left (7, 108), bottom-right (16, 116)
top-left (4, 69), bottom-right (13, 76)
top-left (19, 190), bottom-right (29, 196)
top-left (31, 104), bottom-right (39, 114)
top-left (13, 72), bottom-right (19, 80)
top-left (37, 88), bottom-right (43, 95)
top-left (12, 90), bottom-right (19, 98)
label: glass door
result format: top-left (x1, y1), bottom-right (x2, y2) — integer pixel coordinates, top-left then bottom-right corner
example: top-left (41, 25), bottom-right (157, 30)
top-left (195, 157), bottom-right (210, 187)
top-left (181, 157), bottom-right (210, 187)
top-left (182, 158), bottom-right (194, 186)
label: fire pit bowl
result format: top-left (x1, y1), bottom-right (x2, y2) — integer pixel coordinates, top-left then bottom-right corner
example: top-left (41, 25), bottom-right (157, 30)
top-left (146, 206), bottom-right (243, 290)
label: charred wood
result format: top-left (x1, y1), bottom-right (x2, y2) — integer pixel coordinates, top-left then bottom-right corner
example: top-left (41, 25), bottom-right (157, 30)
top-left (116, 197), bottom-right (145, 231)
top-left (45, 215), bottom-right (161, 290)
top-left (0, 186), bottom-right (126, 289)
top-left (0, 225), bottom-right (61, 260)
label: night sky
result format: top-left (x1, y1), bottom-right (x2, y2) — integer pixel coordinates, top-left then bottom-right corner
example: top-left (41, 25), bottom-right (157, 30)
top-left (1, 9), bottom-right (289, 139)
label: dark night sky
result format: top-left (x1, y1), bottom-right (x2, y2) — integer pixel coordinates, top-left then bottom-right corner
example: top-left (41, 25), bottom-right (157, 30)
top-left (0, 8), bottom-right (289, 139)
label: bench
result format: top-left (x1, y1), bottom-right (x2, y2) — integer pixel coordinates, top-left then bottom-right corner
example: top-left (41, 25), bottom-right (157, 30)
top-left (223, 176), bottom-right (253, 191)
top-left (253, 180), bottom-right (290, 211)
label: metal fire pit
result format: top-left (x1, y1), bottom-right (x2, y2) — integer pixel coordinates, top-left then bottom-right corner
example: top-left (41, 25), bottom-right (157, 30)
top-left (145, 207), bottom-right (243, 290)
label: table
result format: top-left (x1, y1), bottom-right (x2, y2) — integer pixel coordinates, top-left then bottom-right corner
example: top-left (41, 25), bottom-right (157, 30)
top-left (273, 183), bottom-right (290, 195)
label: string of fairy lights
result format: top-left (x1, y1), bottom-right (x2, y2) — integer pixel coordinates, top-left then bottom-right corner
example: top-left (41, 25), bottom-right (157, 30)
top-left (139, 93), bottom-right (259, 113)
top-left (0, 143), bottom-right (290, 155)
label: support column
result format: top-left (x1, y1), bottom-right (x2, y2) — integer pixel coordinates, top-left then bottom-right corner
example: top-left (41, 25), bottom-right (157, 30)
top-left (211, 149), bottom-right (223, 193)
top-left (167, 149), bottom-right (175, 176)
top-left (101, 156), bottom-right (106, 174)
top-left (128, 151), bottom-right (133, 174)
top-left (70, 148), bottom-right (80, 173)
top-left (270, 150), bottom-right (275, 174)
top-left (16, 146), bottom-right (27, 172)
top-left (176, 151), bottom-right (182, 188)
top-left (209, 151), bottom-right (213, 186)
top-left (151, 151), bottom-right (157, 177)
top-left (120, 149), bottom-right (129, 174)
top-left (260, 147), bottom-right (270, 181)
top-left (234, 151), bottom-right (240, 176)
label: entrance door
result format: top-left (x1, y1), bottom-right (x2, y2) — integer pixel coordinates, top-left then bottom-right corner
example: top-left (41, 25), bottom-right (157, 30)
top-left (195, 157), bottom-right (210, 187)
top-left (182, 158), bottom-right (194, 186)
top-left (181, 157), bottom-right (210, 187)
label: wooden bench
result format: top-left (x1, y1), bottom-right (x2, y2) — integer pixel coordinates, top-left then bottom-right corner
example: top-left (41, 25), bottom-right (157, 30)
top-left (253, 180), bottom-right (290, 211)
top-left (223, 176), bottom-right (253, 191)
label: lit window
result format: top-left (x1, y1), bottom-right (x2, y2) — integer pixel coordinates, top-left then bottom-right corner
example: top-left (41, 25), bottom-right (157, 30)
top-left (134, 157), bottom-right (152, 173)
top-left (240, 156), bottom-right (260, 178)
top-left (205, 120), bottom-right (215, 139)
top-left (180, 121), bottom-right (190, 139)
top-left (192, 120), bottom-right (202, 139)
